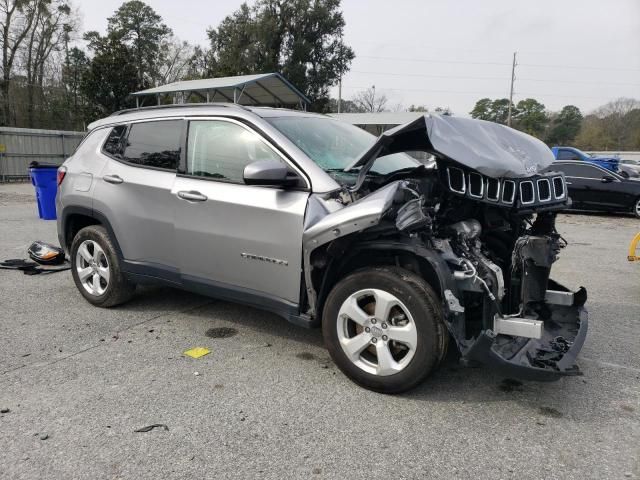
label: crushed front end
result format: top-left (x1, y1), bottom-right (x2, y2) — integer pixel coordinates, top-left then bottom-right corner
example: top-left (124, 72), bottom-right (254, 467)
top-left (420, 163), bottom-right (588, 380)
top-left (304, 114), bottom-right (588, 381)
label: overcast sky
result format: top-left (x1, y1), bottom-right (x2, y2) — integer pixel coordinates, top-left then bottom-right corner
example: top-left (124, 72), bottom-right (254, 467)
top-left (76, 0), bottom-right (640, 116)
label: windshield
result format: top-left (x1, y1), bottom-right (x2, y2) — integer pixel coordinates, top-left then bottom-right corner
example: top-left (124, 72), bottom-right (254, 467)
top-left (267, 116), bottom-right (420, 175)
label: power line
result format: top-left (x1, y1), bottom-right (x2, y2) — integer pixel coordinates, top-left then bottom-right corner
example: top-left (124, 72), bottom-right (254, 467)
top-left (339, 85), bottom-right (628, 100)
top-left (356, 54), bottom-right (640, 72)
top-left (348, 70), bottom-right (640, 88)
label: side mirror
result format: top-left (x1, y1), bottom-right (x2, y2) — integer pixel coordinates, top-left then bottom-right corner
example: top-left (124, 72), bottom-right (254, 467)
top-left (243, 160), bottom-right (299, 187)
top-left (601, 175), bottom-right (614, 183)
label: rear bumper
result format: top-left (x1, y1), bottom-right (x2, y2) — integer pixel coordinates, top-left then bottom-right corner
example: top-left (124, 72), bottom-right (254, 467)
top-left (463, 285), bottom-right (588, 381)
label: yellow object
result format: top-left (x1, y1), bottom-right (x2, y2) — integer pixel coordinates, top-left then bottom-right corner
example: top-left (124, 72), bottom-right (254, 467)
top-left (0, 144), bottom-right (5, 153)
top-left (629, 232), bottom-right (640, 262)
top-left (183, 347), bottom-right (211, 359)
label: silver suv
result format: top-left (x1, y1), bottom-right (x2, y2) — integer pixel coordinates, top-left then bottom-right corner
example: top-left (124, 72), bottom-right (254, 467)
top-left (57, 104), bottom-right (588, 393)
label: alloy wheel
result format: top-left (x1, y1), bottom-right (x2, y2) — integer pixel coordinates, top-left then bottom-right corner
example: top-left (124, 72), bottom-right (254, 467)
top-left (336, 288), bottom-right (418, 376)
top-left (75, 240), bottom-right (110, 296)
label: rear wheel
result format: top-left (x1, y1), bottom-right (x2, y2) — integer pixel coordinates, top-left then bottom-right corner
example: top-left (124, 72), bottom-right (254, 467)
top-left (322, 267), bottom-right (448, 393)
top-left (70, 225), bottom-right (135, 307)
top-left (634, 198), bottom-right (640, 219)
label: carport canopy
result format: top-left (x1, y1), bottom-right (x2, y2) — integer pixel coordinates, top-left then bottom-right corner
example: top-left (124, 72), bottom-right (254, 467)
top-left (131, 73), bottom-right (310, 109)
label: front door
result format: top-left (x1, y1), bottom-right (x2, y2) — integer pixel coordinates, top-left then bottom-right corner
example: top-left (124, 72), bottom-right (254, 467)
top-left (172, 118), bottom-right (309, 305)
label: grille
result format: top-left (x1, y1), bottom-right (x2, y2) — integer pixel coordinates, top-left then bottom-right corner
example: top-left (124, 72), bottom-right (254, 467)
top-left (443, 166), bottom-right (566, 208)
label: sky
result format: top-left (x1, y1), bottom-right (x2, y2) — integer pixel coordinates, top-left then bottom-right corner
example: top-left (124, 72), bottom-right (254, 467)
top-left (75, 0), bottom-right (640, 116)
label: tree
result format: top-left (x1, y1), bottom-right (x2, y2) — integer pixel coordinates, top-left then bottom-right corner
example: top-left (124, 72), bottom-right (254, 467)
top-left (592, 97), bottom-right (640, 149)
top-left (327, 97), bottom-right (363, 113)
top-left (159, 36), bottom-right (196, 84)
top-left (62, 46), bottom-right (89, 127)
top-left (86, 0), bottom-right (171, 90)
top-left (81, 36), bottom-right (138, 118)
top-left (434, 106), bottom-right (452, 116)
top-left (206, 0), bottom-right (354, 111)
top-left (352, 87), bottom-right (387, 113)
top-left (408, 105), bottom-right (428, 112)
top-left (22, 0), bottom-right (73, 126)
top-left (469, 97), bottom-right (513, 124)
top-left (0, 0), bottom-right (39, 124)
top-left (545, 105), bottom-right (582, 145)
top-left (513, 98), bottom-right (548, 137)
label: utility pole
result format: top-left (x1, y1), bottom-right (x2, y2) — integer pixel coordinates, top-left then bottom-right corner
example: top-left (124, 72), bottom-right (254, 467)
top-left (337, 44), bottom-right (343, 113)
top-left (371, 85), bottom-right (376, 112)
top-left (507, 51), bottom-right (517, 127)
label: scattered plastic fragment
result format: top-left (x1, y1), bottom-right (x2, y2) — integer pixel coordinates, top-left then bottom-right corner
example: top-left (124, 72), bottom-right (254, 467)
top-left (134, 424), bottom-right (169, 433)
top-left (183, 347), bottom-right (210, 359)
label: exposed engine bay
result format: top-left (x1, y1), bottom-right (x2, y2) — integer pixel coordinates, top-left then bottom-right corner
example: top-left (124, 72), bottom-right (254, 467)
top-left (302, 115), bottom-right (588, 380)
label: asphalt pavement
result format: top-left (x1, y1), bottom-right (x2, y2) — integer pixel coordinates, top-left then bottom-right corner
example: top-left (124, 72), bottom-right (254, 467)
top-left (0, 183), bottom-right (638, 479)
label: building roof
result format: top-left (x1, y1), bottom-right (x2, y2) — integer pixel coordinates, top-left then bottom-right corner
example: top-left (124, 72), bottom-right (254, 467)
top-left (132, 73), bottom-right (310, 106)
top-left (328, 112), bottom-right (426, 126)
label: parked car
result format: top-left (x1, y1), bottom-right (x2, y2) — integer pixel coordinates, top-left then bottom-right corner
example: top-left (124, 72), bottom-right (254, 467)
top-left (551, 146), bottom-right (619, 171)
top-left (620, 159), bottom-right (640, 177)
top-left (56, 106), bottom-right (588, 393)
top-left (545, 160), bottom-right (640, 218)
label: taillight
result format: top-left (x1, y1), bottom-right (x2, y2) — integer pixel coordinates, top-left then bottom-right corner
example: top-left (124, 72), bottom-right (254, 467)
top-left (57, 166), bottom-right (67, 186)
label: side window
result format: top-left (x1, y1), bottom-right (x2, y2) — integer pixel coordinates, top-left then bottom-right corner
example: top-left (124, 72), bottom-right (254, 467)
top-left (557, 149), bottom-right (579, 160)
top-left (122, 120), bottom-right (182, 170)
top-left (103, 125), bottom-right (127, 157)
top-left (559, 163), bottom-right (599, 178)
top-left (187, 120), bottom-right (284, 183)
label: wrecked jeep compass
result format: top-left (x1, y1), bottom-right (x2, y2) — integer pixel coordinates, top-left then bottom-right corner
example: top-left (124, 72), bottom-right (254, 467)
top-left (57, 104), bottom-right (587, 393)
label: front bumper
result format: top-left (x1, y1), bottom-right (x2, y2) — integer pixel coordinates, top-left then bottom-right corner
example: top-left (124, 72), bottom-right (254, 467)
top-left (463, 283), bottom-right (588, 381)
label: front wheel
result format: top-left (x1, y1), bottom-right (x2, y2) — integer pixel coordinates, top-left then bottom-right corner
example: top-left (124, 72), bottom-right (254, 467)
top-left (322, 267), bottom-right (448, 393)
top-left (634, 198), bottom-right (640, 219)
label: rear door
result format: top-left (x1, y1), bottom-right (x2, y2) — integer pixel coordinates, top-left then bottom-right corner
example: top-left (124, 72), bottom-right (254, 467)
top-left (92, 120), bottom-right (183, 279)
top-left (172, 117), bottom-right (310, 304)
top-left (558, 162), bottom-right (625, 209)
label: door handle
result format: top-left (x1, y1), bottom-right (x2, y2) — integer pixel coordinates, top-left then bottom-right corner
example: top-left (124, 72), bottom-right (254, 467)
top-left (177, 190), bottom-right (208, 202)
top-left (103, 174), bottom-right (123, 184)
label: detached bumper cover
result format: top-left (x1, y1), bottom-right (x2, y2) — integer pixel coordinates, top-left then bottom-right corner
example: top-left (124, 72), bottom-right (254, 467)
top-left (463, 287), bottom-right (588, 381)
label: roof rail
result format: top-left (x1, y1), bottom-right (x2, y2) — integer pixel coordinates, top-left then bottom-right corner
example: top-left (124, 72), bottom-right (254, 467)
top-left (108, 102), bottom-right (249, 117)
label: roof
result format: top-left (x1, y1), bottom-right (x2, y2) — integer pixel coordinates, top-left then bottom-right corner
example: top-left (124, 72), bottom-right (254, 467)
top-left (131, 73), bottom-right (310, 106)
top-left (328, 112), bottom-right (426, 126)
top-left (87, 104), bottom-right (323, 131)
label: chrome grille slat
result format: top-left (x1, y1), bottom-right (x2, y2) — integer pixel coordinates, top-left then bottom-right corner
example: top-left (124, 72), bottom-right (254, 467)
top-left (552, 176), bottom-right (565, 199)
top-left (468, 172), bottom-right (484, 198)
top-left (486, 178), bottom-right (500, 201)
top-left (537, 178), bottom-right (551, 202)
top-left (447, 167), bottom-right (466, 194)
top-left (502, 180), bottom-right (516, 204)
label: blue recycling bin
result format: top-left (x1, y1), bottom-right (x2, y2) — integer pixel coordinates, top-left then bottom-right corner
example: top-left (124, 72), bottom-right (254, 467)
top-left (29, 163), bottom-right (58, 220)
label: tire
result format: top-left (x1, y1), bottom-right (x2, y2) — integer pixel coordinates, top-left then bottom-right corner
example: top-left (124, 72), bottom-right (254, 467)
top-left (634, 198), bottom-right (640, 219)
top-left (70, 225), bottom-right (135, 307)
top-left (322, 266), bottom-right (448, 393)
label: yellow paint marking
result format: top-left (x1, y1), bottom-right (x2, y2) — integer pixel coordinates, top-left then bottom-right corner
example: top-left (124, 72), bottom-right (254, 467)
top-left (183, 347), bottom-right (211, 359)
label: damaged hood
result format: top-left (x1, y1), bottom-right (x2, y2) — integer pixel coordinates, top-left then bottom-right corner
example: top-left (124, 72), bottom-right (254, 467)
top-left (346, 114), bottom-right (555, 178)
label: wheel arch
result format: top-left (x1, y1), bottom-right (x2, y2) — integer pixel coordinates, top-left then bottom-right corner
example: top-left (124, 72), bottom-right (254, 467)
top-left (313, 239), bottom-right (455, 324)
top-left (60, 206), bottom-right (123, 259)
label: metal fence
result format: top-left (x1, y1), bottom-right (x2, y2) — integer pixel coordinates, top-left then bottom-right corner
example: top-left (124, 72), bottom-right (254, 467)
top-left (0, 127), bottom-right (85, 182)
